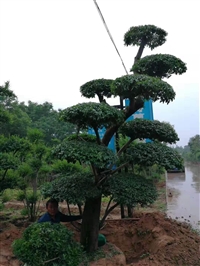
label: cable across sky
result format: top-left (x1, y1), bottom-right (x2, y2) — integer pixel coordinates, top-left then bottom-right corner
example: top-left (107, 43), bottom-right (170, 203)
top-left (93, 0), bottom-right (128, 75)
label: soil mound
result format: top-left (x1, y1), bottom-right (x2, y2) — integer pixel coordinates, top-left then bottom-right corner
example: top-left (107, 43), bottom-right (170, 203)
top-left (100, 212), bottom-right (200, 265)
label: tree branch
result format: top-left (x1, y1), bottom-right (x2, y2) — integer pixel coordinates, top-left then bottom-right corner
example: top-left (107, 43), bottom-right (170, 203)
top-left (105, 196), bottom-right (113, 214)
top-left (102, 98), bottom-right (143, 147)
top-left (2, 169), bottom-right (8, 181)
top-left (134, 38), bottom-right (146, 64)
top-left (43, 257), bottom-right (59, 264)
top-left (99, 202), bottom-right (119, 228)
top-left (91, 164), bottom-right (99, 183)
top-left (94, 127), bottom-right (101, 145)
top-left (111, 162), bottom-right (130, 175)
top-left (97, 162), bottom-right (130, 186)
top-left (117, 138), bottom-right (133, 156)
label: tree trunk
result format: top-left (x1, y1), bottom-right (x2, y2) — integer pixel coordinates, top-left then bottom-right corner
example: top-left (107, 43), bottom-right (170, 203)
top-left (80, 196), bottom-right (102, 252)
top-left (78, 203), bottom-right (82, 216)
top-left (127, 205), bottom-right (133, 218)
top-left (120, 204), bottom-right (125, 218)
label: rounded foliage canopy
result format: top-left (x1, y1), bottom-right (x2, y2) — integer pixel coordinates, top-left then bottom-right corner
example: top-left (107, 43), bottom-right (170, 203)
top-left (127, 142), bottom-right (183, 170)
top-left (41, 172), bottom-right (101, 205)
top-left (80, 79), bottom-right (113, 99)
top-left (131, 54), bottom-right (187, 79)
top-left (111, 74), bottom-right (175, 104)
top-left (107, 174), bottom-right (157, 206)
top-left (12, 222), bottom-right (82, 266)
top-left (52, 140), bottom-right (117, 167)
top-left (120, 119), bottom-right (179, 144)
top-left (60, 102), bottom-right (125, 129)
top-left (124, 25), bottom-right (167, 49)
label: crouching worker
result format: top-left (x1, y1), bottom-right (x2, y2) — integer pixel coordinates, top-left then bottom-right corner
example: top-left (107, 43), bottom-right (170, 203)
top-left (38, 198), bottom-right (106, 247)
top-left (38, 198), bottom-right (82, 223)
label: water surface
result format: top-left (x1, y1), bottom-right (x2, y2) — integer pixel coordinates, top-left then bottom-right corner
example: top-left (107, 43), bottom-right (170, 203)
top-left (166, 165), bottom-right (200, 229)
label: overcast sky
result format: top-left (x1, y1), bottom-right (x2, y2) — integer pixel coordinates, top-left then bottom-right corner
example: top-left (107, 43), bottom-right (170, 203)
top-left (0, 0), bottom-right (199, 146)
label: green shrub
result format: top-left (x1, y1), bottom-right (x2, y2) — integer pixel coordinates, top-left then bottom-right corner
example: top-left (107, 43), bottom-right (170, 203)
top-left (12, 222), bottom-right (83, 266)
top-left (1, 192), bottom-right (11, 203)
top-left (16, 190), bottom-right (26, 201)
top-left (20, 208), bottom-right (28, 216)
top-left (0, 202), bottom-right (4, 211)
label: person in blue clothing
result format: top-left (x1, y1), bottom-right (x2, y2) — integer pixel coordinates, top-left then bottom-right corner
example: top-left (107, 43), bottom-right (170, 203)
top-left (38, 199), bottom-right (107, 247)
top-left (38, 198), bottom-right (82, 224)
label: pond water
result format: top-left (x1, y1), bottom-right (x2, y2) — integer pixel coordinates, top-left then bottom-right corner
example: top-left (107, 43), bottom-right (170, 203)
top-left (166, 164), bottom-right (200, 230)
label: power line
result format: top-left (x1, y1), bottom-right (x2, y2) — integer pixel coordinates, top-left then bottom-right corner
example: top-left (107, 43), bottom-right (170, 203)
top-left (93, 0), bottom-right (128, 75)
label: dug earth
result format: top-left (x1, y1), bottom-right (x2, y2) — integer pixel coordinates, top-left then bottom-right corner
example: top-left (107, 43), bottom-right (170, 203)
top-left (1, 212), bottom-right (200, 266)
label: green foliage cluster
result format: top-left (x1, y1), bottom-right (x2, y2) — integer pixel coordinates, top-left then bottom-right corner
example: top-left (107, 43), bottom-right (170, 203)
top-left (66, 133), bottom-right (97, 143)
top-left (111, 74), bottom-right (175, 104)
top-left (0, 84), bottom-right (77, 145)
top-left (12, 222), bottom-right (83, 266)
top-left (119, 119), bottom-right (179, 144)
top-left (60, 102), bottom-right (124, 129)
top-left (127, 142), bottom-right (183, 169)
top-left (41, 173), bottom-right (101, 205)
top-left (131, 54), bottom-right (187, 78)
top-left (52, 140), bottom-right (117, 167)
top-left (107, 174), bottom-right (157, 206)
top-left (124, 25), bottom-right (167, 49)
top-left (80, 79), bottom-right (113, 100)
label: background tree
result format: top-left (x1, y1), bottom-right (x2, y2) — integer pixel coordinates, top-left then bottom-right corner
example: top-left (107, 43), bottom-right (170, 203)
top-left (174, 135), bottom-right (200, 162)
top-left (19, 101), bottom-right (77, 146)
top-left (42, 24), bottom-right (186, 252)
top-left (0, 82), bottom-right (31, 137)
top-left (0, 135), bottom-right (31, 193)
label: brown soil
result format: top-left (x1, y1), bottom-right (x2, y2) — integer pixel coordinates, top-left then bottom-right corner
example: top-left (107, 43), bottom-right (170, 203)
top-left (1, 212), bottom-right (200, 266)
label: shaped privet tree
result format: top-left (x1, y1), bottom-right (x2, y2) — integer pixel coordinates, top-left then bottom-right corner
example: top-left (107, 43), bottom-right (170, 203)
top-left (48, 25), bottom-right (187, 252)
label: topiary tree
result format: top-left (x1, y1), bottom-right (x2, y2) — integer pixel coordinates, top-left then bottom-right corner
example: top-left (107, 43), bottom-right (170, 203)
top-left (43, 24), bottom-right (186, 252)
top-left (12, 222), bottom-right (83, 266)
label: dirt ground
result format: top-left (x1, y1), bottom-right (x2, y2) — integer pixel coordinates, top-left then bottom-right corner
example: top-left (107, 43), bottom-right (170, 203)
top-left (1, 212), bottom-right (200, 266)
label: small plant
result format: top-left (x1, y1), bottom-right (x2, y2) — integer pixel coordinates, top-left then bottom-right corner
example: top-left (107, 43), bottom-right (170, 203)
top-left (20, 208), bottom-right (29, 216)
top-left (140, 252), bottom-right (150, 259)
top-left (136, 229), bottom-right (151, 236)
top-left (191, 228), bottom-right (200, 235)
top-left (0, 202), bottom-right (4, 211)
top-left (1, 192), bottom-right (11, 203)
top-left (16, 190), bottom-right (41, 221)
top-left (12, 222), bottom-right (83, 266)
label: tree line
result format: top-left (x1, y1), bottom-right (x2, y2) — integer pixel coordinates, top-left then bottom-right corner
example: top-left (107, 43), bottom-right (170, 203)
top-left (174, 135), bottom-right (200, 163)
